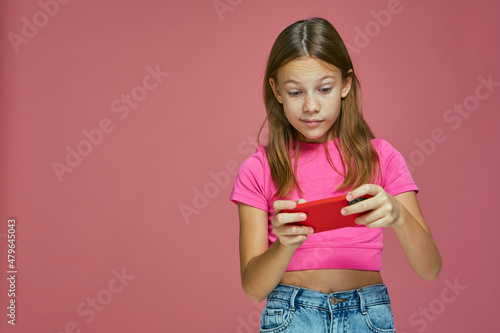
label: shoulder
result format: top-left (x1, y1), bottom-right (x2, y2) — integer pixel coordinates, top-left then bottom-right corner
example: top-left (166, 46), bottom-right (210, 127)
top-left (371, 138), bottom-right (405, 165)
top-left (371, 138), bottom-right (397, 154)
top-left (234, 145), bottom-right (271, 188)
top-left (238, 145), bottom-right (268, 173)
top-left (371, 138), bottom-right (418, 194)
top-left (230, 145), bottom-right (271, 210)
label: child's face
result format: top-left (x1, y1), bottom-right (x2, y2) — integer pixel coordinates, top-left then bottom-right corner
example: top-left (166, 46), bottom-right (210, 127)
top-left (269, 57), bottom-right (352, 143)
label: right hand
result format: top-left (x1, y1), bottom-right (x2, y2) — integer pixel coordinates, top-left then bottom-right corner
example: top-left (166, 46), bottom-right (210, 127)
top-left (272, 199), bottom-right (314, 250)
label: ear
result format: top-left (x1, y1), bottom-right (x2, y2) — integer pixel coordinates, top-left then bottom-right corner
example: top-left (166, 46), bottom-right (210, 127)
top-left (341, 75), bottom-right (352, 98)
top-left (341, 71), bottom-right (353, 98)
top-left (269, 78), bottom-right (283, 104)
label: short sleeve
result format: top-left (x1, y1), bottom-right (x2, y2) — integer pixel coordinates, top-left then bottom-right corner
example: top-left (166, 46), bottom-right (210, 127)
top-left (377, 139), bottom-right (419, 197)
top-left (229, 147), bottom-right (269, 212)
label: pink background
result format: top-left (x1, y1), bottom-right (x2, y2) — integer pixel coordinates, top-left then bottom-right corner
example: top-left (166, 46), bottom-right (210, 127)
top-left (1, 0), bottom-right (499, 332)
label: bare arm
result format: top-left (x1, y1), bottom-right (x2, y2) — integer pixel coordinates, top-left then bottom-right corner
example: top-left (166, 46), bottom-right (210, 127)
top-left (342, 185), bottom-right (442, 280)
top-left (389, 191), bottom-right (442, 280)
top-left (238, 200), bottom-right (313, 302)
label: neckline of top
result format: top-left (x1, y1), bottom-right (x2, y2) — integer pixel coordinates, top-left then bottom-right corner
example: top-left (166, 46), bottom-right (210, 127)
top-left (294, 138), bottom-right (339, 151)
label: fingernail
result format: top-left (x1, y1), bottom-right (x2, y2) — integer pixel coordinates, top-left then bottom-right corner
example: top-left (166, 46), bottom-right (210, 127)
top-left (341, 209), bottom-right (347, 216)
top-left (300, 213), bottom-right (307, 220)
top-left (346, 193), bottom-right (352, 200)
top-left (309, 228), bottom-right (314, 234)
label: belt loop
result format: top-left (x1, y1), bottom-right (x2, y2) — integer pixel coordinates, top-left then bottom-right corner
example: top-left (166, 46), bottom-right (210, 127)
top-left (356, 288), bottom-right (366, 314)
top-left (289, 287), bottom-right (300, 310)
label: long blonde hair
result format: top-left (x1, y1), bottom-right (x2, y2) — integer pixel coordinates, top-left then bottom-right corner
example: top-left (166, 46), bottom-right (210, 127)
top-left (259, 17), bottom-right (380, 197)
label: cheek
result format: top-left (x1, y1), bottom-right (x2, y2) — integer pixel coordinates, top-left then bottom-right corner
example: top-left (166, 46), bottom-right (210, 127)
top-left (283, 109), bottom-right (296, 125)
top-left (282, 101), bottom-right (301, 116)
top-left (324, 99), bottom-right (341, 116)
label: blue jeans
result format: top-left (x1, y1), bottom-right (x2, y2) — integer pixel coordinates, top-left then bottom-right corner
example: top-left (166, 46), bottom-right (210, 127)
top-left (260, 284), bottom-right (396, 333)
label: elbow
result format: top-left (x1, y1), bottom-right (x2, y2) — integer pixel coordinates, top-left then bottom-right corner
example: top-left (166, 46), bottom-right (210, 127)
top-left (429, 265), bottom-right (442, 281)
top-left (421, 270), bottom-right (440, 281)
top-left (242, 281), bottom-right (267, 303)
top-left (242, 286), bottom-right (266, 303)
top-left (419, 259), bottom-right (442, 281)
top-left (247, 292), bottom-right (266, 303)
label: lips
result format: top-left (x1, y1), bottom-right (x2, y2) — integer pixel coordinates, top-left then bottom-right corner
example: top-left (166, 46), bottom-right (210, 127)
top-left (301, 119), bottom-right (323, 128)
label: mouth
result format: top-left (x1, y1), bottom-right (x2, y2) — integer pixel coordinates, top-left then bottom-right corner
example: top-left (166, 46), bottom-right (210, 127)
top-left (301, 119), bottom-right (323, 128)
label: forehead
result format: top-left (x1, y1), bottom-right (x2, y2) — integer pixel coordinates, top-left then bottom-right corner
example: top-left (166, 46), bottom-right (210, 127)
top-left (277, 57), bottom-right (341, 83)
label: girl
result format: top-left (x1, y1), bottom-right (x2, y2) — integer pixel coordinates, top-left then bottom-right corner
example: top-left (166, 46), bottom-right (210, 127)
top-left (230, 17), bottom-right (441, 332)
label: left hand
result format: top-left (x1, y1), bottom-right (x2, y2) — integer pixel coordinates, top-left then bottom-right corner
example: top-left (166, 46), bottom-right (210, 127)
top-left (341, 184), bottom-right (403, 228)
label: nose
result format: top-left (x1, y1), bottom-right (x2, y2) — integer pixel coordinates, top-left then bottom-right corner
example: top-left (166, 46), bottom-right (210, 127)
top-left (303, 93), bottom-right (319, 113)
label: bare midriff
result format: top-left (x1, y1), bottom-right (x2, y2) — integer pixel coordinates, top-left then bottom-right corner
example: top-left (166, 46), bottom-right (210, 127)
top-left (280, 269), bottom-right (383, 294)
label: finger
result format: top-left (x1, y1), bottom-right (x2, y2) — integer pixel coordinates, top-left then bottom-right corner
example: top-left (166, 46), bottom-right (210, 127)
top-left (289, 234), bottom-right (309, 244)
top-left (360, 203), bottom-right (395, 225)
top-left (280, 234), bottom-right (309, 247)
top-left (296, 198), bottom-right (307, 204)
top-left (273, 200), bottom-right (297, 213)
top-left (274, 212), bottom-right (307, 227)
top-left (279, 224), bottom-right (314, 236)
top-left (341, 195), bottom-right (377, 216)
top-left (356, 214), bottom-right (394, 228)
top-left (346, 184), bottom-right (381, 201)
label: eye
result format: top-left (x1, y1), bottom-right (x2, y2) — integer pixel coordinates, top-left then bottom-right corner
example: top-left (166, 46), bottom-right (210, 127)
top-left (288, 90), bottom-right (301, 97)
top-left (319, 87), bottom-right (332, 94)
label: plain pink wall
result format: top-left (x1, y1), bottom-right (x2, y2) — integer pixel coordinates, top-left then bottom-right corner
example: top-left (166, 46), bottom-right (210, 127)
top-left (0, 0), bottom-right (498, 332)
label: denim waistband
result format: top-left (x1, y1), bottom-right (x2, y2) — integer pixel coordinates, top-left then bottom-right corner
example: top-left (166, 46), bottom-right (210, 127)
top-left (268, 283), bottom-right (391, 312)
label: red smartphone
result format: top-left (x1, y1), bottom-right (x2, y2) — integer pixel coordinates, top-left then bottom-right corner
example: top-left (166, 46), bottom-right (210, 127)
top-left (281, 194), bottom-right (371, 233)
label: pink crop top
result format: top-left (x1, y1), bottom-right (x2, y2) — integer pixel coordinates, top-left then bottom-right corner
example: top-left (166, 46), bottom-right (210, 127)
top-left (229, 138), bottom-right (418, 272)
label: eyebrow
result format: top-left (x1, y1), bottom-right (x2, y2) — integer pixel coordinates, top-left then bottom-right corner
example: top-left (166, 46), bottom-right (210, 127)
top-left (283, 75), bottom-right (336, 85)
